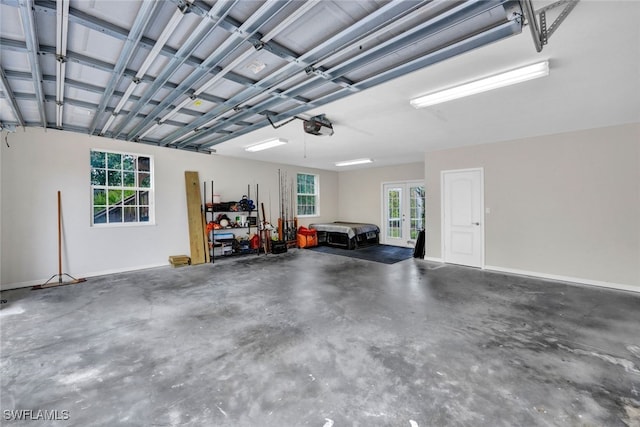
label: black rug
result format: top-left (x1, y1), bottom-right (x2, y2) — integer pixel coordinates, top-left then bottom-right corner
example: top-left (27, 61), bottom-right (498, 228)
top-left (307, 244), bottom-right (414, 264)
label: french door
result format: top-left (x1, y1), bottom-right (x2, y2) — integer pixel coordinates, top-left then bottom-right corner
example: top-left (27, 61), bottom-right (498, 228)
top-left (382, 181), bottom-right (425, 248)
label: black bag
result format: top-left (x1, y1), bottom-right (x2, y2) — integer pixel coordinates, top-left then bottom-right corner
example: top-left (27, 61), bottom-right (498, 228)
top-left (271, 240), bottom-right (287, 254)
top-left (413, 230), bottom-right (425, 258)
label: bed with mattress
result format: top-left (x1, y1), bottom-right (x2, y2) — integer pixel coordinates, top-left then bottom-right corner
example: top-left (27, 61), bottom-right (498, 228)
top-left (309, 221), bottom-right (380, 249)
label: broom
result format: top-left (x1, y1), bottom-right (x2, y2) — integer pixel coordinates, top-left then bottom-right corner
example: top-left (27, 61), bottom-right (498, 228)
top-left (33, 191), bottom-right (87, 290)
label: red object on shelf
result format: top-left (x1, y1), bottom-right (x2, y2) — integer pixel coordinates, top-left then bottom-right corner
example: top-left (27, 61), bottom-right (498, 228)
top-left (250, 234), bottom-right (260, 250)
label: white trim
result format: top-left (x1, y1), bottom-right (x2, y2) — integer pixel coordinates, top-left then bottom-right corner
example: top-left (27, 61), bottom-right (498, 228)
top-left (0, 263), bottom-right (168, 291)
top-left (90, 149), bottom-right (156, 227)
top-left (441, 167), bottom-right (485, 268)
top-left (296, 172), bottom-right (320, 217)
top-left (484, 265), bottom-right (640, 294)
top-left (425, 256), bottom-right (444, 263)
top-left (440, 174), bottom-right (444, 263)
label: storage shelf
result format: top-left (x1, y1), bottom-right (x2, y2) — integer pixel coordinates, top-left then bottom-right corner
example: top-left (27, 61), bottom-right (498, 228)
top-left (213, 227), bottom-right (253, 231)
top-left (205, 182), bottom-right (262, 262)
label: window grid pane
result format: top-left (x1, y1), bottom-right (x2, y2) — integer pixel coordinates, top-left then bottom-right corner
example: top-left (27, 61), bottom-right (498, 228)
top-left (296, 173), bottom-right (318, 216)
top-left (91, 150), bottom-right (153, 226)
top-left (387, 189), bottom-right (401, 238)
top-left (409, 186), bottom-right (426, 239)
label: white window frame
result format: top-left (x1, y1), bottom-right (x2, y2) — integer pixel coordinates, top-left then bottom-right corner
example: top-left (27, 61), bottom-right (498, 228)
top-left (296, 172), bottom-right (320, 217)
top-left (90, 149), bottom-right (155, 227)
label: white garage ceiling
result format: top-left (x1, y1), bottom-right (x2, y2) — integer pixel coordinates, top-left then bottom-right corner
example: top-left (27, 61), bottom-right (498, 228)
top-left (0, 0), bottom-right (638, 171)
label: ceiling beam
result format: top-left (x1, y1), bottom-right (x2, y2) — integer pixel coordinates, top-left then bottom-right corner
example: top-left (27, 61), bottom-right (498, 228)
top-left (11, 1), bottom-right (258, 88)
top-left (13, 72), bottom-right (222, 120)
top-left (128, 0), bottom-right (328, 144)
top-left (2, 40), bottom-right (230, 106)
top-left (14, 91), bottom-right (193, 131)
top-left (91, 0), bottom-right (158, 135)
top-left (111, 0), bottom-right (241, 139)
top-left (55, 0), bottom-right (69, 128)
top-left (185, 1), bottom-right (521, 149)
top-left (168, 0), bottom-right (427, 147)
top-left (185, 0), bottom-right (307, 64)
top-left (198, 19), bottom-right (523, 149)
top-left (29, 0), bottom-right (301, 68)
top-left (101, 0), bottom-right (196, 138)
top-left (523, 0), bottom-right (579, 51)
top-left (156, 0), bottom-right (321, 146)
top-left (0, 66), bottom-right (26, 127)
top-left (17, 0), bottom-right (47, 128)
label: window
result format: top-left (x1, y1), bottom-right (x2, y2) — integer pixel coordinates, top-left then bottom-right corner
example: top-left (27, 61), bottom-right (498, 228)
top-left (296, 173), bottom-right (319, 216)
top-left (90, 150), bottom-right (153, 225)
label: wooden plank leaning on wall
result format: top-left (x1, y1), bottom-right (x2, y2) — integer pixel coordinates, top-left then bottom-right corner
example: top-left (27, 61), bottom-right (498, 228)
top-left (185, 171), bottom-right (207, 265)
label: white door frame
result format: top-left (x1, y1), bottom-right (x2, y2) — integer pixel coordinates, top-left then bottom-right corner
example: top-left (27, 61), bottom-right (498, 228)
top-left (441, 168), bottom-right (485, 268)
top-left (381, 180), bottom-right (425, 247)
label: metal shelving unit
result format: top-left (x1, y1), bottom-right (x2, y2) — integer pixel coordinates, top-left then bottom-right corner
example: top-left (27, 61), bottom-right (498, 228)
top-left (204, 182), bottom-right (261, 262)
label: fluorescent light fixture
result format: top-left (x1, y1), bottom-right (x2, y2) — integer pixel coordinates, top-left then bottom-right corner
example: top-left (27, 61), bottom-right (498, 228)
top-left (410, 61), bottom-right (549, 108)
top-left (102, 0), bottom-right (193, 136)
top-left (160, 97), bottom-right (192, 123)
top-left (173, 129), bottom-right (198, 143)
top-left (245, 138), bottom-right (287, 152)
top-left (55, 61), bottom-right (66, 100)
top-left (55, 0), bottom-right (69, 128)
top-left (114, 81), bottom-right (137, 113)
top-left (101, 114), bottom-right (116, 135)
top-left (138, 122), bottom-right (160, 140)
top-left (162, 1), bottom-right (318, 124)
top-left (195, 49), bottom-right (253, 96)
top-left (335, 158), bottom-right (373, 167)
top-left (55, 103), bottom-right (63, 128)
top-left (136, 3), bottom-right (189, 78)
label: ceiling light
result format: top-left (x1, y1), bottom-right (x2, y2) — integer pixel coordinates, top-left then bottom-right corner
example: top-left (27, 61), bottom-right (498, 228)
top-left (245, 138), bottom-right (287, 152)
top-left (410, 61), bottom-right (550, 108)
top-left (335, 158), bottom-right (373, 167)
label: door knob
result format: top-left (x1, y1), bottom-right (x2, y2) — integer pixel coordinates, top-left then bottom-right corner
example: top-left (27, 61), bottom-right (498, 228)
top-left (472, 222), bottom-right (480, 225)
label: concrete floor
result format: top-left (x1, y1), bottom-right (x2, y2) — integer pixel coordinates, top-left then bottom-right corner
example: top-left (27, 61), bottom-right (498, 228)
top-left (1, 249), bottom-right (639, 426)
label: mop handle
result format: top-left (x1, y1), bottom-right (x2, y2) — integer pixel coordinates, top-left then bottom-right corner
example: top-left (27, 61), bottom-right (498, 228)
top-left (57, 190), bottom-right (62, 277)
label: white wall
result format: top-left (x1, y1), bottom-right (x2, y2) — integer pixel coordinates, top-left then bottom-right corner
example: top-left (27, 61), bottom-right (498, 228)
top-left (337, 162), bottom-right (424, 225)
top-left (0, 128), bottom-right (337, 289)
top-left (0, 129), bottom-right (3, 285)
top-left (425, 123), bottom-right (640, 289)
top-left (5, 124), bottom-right (637, 290)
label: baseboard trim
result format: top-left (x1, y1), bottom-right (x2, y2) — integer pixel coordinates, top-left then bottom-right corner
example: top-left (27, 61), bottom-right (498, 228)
top-left (484, 265), bottom-right (639, 294)
top-left (4, 262), bottom-right (636, 294)
top-left (1, 278), bottom-right (43, 291)
top-left (0, 263), bottom-right (169, 292)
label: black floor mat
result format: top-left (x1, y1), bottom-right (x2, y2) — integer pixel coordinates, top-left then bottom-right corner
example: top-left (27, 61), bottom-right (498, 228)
top-left (307, 244), bottom-right (414, 264)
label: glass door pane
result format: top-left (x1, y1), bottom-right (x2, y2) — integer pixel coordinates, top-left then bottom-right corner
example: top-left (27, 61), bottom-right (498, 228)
top-left (386, 187), bottom-right (402, 239)
top-left (409, 186), bottom-right (425, 240)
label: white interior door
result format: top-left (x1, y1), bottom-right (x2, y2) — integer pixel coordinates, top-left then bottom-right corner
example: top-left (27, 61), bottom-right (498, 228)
top-left (383, 182), bottom-right (425, 248)
top-left (442, 169), bottom-right (484, 267)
